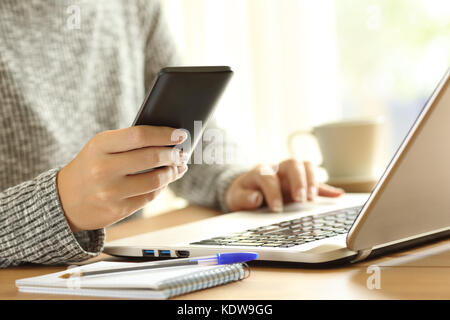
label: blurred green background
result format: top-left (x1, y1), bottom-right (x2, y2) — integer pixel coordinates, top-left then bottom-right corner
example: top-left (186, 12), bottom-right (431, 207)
top-left (336, 0), bottom-right (450, 153)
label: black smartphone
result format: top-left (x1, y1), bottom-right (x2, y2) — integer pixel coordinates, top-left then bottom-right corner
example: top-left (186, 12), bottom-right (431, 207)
top-left (132, 66), bottom-right (233, 156)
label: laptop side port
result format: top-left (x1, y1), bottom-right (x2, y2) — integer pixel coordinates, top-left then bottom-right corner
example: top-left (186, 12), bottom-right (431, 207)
top-left (175, 250), bottom-right (190, 258)
top-left (142, 249), bottom-right (155, 257)
top-left (158, 250), bottom-right (171, 257)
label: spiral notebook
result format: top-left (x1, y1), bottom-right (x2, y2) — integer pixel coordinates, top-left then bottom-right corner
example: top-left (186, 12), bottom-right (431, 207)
top-left (16, 261), bottom-right (249, 299)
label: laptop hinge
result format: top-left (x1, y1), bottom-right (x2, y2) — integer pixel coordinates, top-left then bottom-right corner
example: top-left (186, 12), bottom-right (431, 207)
top-left (350, 248), bottom-right (373, 263)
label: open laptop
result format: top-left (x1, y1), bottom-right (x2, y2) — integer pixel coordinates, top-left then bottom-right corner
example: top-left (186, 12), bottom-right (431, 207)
top-left (105, 68), bottom-right (450, 264)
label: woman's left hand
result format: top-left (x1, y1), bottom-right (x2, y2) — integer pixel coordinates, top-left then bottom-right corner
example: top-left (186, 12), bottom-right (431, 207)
top-left (225, 159), bottom-right (344, 212)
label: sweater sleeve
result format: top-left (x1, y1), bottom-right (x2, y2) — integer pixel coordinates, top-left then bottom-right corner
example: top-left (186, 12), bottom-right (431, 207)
top-left (0, 168), bottom-right (104, 268)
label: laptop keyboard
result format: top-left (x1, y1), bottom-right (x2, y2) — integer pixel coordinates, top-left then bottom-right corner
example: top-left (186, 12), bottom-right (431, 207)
top-left (190, 206), bottom-right (362, 248)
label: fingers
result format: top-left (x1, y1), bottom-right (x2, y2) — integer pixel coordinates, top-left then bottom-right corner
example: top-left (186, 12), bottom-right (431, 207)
top-left (279, 159), bottom-right (343, 202)
top-left (116, 165), bottom-right (188, 198)
top-left (278, 159), bottom-right (308, 203)
top-left (59, 125), bottom-right (191, 232)
top-left (303, 161), bottom-right (318, 201)
top-left (225, 160), bottom-right (345, 214)
top-left (226, 188), bottom-right (264, 211)
top-left (92, 126), bottom-right (188, 153)
top-left (122, 188), bottom-right (166, 219)
top-left (109, 146), bottom-right (189, 175)
top-left (246, 165), bottom-right (284, 212)
top-left (318, 183), bottom-right (345, 198)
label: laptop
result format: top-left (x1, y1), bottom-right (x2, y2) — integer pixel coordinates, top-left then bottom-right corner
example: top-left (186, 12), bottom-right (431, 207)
top-left (105, 68), bottom-right (450, 265)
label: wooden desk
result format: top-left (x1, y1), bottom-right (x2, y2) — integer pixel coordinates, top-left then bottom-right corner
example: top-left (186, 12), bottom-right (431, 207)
top-left (1, 205), bottom-right (450, 300)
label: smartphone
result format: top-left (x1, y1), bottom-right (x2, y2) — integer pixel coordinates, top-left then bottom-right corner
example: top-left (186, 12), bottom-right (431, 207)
top-left (132, 66), bottom-right (233, 156)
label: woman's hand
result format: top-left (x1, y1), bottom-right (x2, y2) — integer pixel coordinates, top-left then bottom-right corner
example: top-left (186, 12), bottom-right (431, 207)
top-left (225, 159), bottom-right (344, 212)
top-left (57, 126), bottom-right (189, 232)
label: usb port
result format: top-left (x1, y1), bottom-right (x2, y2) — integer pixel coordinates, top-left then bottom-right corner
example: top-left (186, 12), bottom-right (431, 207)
top-left (175, 250), bottom-right (190, 258)
top-left (142, 249), bottom-right (155, 257)
top-left (158, 250), bottom-right (171, 257)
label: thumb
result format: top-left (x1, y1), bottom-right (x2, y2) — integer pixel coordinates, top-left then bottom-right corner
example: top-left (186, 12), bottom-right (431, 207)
top-left (226, 188), bottom-right (264, 212)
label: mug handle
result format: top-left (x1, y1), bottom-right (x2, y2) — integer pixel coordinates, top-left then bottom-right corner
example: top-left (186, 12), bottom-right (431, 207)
top-left (287, 130), bottom-right (319, 160)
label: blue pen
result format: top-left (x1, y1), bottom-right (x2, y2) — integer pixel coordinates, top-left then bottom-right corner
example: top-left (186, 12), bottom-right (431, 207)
top-left (190, 252), bottom-right (258, 266)
top-left (60, 252), bottom-right (258, 278)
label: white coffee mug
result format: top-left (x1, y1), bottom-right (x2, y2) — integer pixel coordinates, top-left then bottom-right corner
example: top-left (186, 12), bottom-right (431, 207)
top-left (288, 119), bottom-right (383, 181)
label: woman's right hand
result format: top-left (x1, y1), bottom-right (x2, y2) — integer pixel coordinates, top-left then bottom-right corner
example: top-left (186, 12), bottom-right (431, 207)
top-left (57, 126), bottom-right (189, 232)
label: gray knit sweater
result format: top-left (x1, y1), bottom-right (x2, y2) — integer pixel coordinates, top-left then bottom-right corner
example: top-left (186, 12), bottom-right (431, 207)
top-left (0, 0), bottom-right (246, 268)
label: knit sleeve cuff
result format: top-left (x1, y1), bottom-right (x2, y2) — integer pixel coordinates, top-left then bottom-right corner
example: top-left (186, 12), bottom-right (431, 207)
top-left (0, 168), bottom-right (104, 266)
top-left (44, 169), bottom-right (105, 263)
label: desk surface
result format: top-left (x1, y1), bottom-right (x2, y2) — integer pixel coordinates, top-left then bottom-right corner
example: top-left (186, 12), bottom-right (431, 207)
top-left (2, 205), bottom-right (450, 300)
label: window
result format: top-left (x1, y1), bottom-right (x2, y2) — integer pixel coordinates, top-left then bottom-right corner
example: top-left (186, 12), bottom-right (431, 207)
top-left (162, 0), bottom-right (449, 164)
top-left (144, 0), bottom-right (449, 215)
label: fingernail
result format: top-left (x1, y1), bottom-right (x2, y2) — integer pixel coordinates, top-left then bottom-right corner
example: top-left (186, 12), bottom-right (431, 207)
top-left (295, 188), bottom-right (307, 202)
top-left (177, 164), bottom-right (188, 175)
top-left (177, 131), bottom-right (188, 143)
top-left (273, 199), bottom-right (283, 212)
top-left (248, 192), bottom-right (261, 205)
